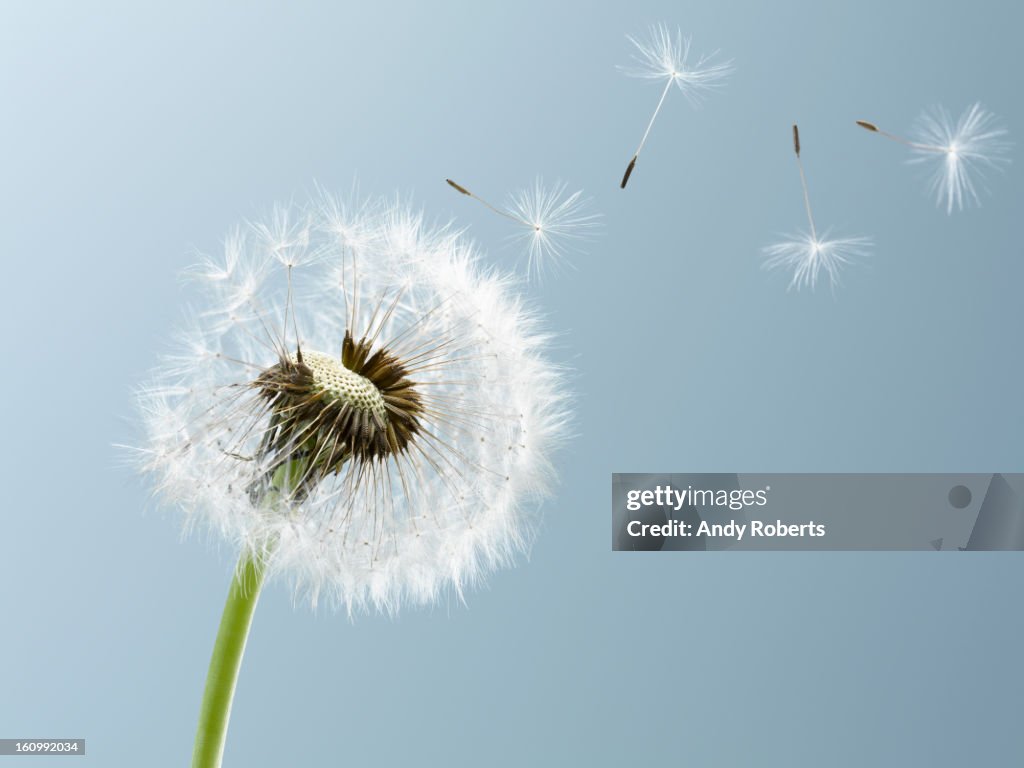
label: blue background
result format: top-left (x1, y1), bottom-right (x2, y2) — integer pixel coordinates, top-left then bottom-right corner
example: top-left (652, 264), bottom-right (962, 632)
top-left (2, 1), bottom-right (1022, 765)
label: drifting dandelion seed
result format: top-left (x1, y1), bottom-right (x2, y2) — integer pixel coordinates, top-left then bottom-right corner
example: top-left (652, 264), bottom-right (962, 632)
top-left (618, 23), bottom-right (733, 188)
top-left (133, 192), bottom-right (569, 766)
top-left (856, 103), bottom-right (1011, 214)
top-left (446, 178), bottom-right (599, 279)
top-left (762, 124), bottom-right (872, 292)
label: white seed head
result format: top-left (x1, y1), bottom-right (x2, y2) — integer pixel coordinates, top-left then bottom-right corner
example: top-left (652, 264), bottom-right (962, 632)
top-left (133, 192), bottom-right (570, 616)
top-left (505, 179), bottom-right (601, 279)
top-left (909, 103), bottom-right (1011, 214)
top-left (620, 23), bottom-right (733, 104)
top-left (762, 231), bottom-right (873, 292)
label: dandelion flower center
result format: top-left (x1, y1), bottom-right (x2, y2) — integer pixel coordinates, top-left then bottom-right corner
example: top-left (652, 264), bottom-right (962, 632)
top-left (252, 331), bottom-right (425, 496)
top-left (301, 350), bottom-right (388, 421)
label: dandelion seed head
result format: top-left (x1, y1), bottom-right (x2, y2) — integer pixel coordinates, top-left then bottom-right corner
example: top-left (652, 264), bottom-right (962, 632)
top-left (762, 231), bottom-right (872, 292)
top-left (620, 23), bottom-right (733, 104)
top-left (134, 192), bottom-right (569, 615)
top-left (909, 103), bottom-right (1011, 214)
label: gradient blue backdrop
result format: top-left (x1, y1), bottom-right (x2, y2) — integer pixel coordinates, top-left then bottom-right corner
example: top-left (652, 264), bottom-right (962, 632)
top-left (2, 1), bottom-right (1022, 765)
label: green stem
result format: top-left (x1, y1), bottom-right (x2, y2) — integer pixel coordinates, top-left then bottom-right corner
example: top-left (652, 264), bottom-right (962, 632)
top-left (191, 550), bottom-right (266, 768)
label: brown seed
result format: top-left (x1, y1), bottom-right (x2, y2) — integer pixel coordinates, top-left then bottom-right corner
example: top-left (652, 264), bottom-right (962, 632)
top-left (620, 155), bottom-right (638, 189)
top-left (856, 120), bottom-right (879, 132)
top-left (792, 124), bottom-right (801, 157)
top-left (446, 179), bottom-right (471, 196)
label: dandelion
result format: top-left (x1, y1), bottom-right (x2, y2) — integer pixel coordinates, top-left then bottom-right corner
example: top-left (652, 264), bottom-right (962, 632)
top-left (446, 178), bottom-right (599, 279)
top-left (856, 103), bottom-right (1011, 214)
top-left (618, 24), bottom-right (733, 188)
top-left (133, 192), bottom-right (568, 767)
top-left (762, 124), bottom-right (872, 292)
